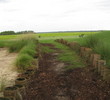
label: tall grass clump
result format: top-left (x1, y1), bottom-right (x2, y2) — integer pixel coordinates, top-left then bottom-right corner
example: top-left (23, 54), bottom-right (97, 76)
top-left (82, 31), bottom-right (110, 66)
top-left (20, 42), bottom-right (36, 57)
top-left (0, 40), bottom-right (6, 48)
top-left (16, 54), bottom-right (34, 70)
top-left (8, 34), bottom-right (37, 53)
top-left (82, 34), bottom-right (100, 48)
top-left (14, 34), bottom-right (38, 70)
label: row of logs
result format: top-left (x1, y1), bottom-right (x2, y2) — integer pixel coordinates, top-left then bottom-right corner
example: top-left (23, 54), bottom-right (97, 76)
top-left (55, 39), bottom-right (110, 83)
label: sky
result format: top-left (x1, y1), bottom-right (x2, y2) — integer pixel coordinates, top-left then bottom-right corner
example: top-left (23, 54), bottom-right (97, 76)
top-left (0, 0), bottom-right (110, 32)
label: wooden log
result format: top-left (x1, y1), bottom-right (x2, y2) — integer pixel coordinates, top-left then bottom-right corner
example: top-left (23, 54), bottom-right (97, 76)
top-left (84, 48), bottom-right (92, 62)
top-left (103, 67), bottom-right (110, 83)
top-left (97, 60), bottom-right (106, 75)
top-left (15, 78), bottom-right (27, 87)
top-left (69, 42), bottom-right (80, 53)
top-left (4, 86), bottom-right (17, 100)
top-left (80, 47), bottom-right (86, 57)
top-left (92, 54), bottom-right (101, 68)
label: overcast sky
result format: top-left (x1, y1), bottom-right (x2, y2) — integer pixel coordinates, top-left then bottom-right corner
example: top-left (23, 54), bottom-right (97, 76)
top-left (0, 0), bottom-right (110, 32)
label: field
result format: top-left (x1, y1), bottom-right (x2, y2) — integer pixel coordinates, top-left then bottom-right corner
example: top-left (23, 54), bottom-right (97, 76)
top-left (1, 31), bottom-right (110, 99)
top-left (0, 31), bottom-right (97, 40)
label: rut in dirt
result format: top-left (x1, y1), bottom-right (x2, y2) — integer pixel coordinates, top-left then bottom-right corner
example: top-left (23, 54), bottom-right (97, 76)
top-left (26, 43), bottom-right (110, 100)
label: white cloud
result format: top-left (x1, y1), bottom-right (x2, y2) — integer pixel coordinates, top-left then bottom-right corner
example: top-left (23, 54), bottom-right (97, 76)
top-left (0, 0), bottom-right (110, 32)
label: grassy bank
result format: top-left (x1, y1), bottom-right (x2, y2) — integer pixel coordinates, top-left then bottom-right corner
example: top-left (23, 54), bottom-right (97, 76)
top-left (80, 31), bottom-right (110, 67)
top-left (0, 34), bottom-right (38, 71)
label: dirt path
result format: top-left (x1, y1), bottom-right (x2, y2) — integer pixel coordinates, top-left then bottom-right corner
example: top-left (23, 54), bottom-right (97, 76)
top-left (26, 43), bottom-right (110, 100)
top-left (0, 48), bottom-right (18, 93)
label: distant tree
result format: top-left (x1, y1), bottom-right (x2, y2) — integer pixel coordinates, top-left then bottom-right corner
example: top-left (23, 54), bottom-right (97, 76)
top-left (0, 31), bottom-right (16, 35)
top-left (16, 30), bottom-right (35, 34)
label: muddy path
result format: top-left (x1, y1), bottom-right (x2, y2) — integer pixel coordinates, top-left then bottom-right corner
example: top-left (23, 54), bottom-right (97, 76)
top-left (26, 43), bottom-right (110, 100)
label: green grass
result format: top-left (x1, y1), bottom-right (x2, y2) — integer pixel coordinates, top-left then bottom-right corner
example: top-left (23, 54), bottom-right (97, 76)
top-left (55, 42), bottom-right (85, 70)
top-left (16, 54), bottom-right (34, 70)
top-left (0, 32), bottom-right (96, 41)
top-left (38, 32), bottom-right (97, 37)
top-left (0, 35), bottom-right (18, 40)
top-left (40, 39), bottom-right (85, 70)
top-left (15, 35), bottom-right (38, 71)
top-left (81, 31), bottom-right (110, 67)
top-left (20, 42), bottom-right (36, 57)
top-left (41, 46), bottom-right (54, 53)
top-left (0, 34), bottom-right (38, 71)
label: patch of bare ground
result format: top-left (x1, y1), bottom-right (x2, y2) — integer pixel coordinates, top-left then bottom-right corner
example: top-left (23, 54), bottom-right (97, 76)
top-left (26, 43), bottom-right (110, 100)
top-left (0, 48), bottom-right (18, 94)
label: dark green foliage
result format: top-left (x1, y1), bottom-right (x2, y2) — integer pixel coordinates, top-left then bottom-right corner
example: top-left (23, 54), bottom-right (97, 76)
top-left (0, 31), bottom-right (16, 35)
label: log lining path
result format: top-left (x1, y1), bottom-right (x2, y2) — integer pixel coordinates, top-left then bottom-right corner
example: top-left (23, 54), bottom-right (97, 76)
top-left (26, 43), bottom-right (110, 100)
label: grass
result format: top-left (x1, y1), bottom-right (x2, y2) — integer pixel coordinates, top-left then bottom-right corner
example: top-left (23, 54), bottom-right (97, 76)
top-left (38, 32), bottom-right (97, 37)
top-left (55, 42), bottom-right (85, 70)
top-left (41, 46), bottom-right (54, 53)
top-left (15, 35), bottom-right (38, 71)
top-left (0, 32), bottom-right (96, 41)
top-left (0, 35), bottom-right (18, 40)
top-left (81, 31), bottom-right (110, 67)
top-left (40, 39), bottom-right (85, 70)
top-left (0, 31), bottom-right (98, 70)
top-left (20, 42), bottom-right (36, 57)
top-left (0, 34), bottom-right (38, 71)
top-left (16, 54), bottom-right (34, 70)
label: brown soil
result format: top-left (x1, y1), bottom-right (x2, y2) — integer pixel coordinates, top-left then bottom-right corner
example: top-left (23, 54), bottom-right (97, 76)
top-left (26, 43), bottom-right (110, 100)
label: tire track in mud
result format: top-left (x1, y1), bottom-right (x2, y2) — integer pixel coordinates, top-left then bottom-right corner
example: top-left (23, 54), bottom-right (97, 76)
top-left (26, 43), bottom-right (110, 100)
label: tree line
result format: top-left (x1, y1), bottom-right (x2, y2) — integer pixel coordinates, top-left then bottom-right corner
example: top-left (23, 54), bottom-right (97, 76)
top-left (0, 31), bottom-right (35, 35)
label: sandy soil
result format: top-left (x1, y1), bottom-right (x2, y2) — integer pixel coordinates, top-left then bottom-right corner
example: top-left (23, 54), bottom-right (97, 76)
top-left (0, 48), bottom-right (18, 92)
